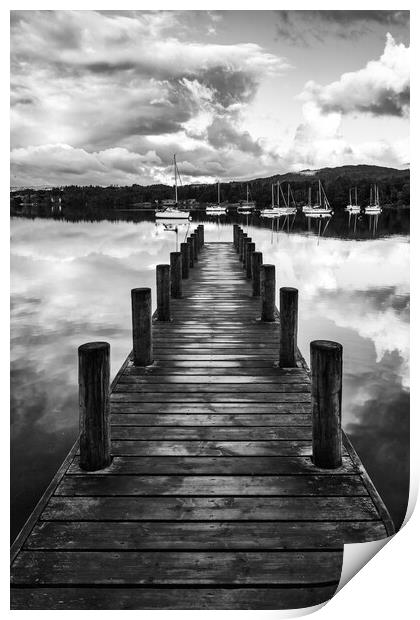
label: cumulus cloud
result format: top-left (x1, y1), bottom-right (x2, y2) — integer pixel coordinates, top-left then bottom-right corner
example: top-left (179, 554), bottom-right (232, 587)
top-left (276, 10), bottom-right (409, 45)
top-left (10, 10), bottom-right (290, 185)
top-left (301, 34), bottom-right (409, 118)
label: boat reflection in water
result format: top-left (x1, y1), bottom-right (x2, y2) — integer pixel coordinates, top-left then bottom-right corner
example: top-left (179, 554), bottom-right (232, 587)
top-left (155, 220), bottom-right (191, 251)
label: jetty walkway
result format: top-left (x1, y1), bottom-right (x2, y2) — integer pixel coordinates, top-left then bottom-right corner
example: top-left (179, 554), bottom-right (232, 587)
top-left (11, 225), bottom-right (394, 609)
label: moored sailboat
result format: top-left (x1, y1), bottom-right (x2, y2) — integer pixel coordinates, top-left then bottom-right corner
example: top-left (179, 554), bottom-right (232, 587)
top-left (345, 187), bottom-right (361, 214)
top-left (237, 184), bottom-right (256, 213)
top-left (156, 155), bottom-right (191, 220)
top-left (206, 181), bottom-right (227, 215)
top-left (304, 180), bottom-right (333, 218)
top-left (365, 184), bottom-right (382, 215)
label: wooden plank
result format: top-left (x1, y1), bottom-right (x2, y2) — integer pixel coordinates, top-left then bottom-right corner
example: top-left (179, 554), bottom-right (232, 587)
top-left (24, 521), bottom-right (386, 550)
top-left (113, 384), bottom-right (310, 393)
top-left (41, 496), bottom-right (380, 521)
top-left (110, 403), bottom-right (311, 413)
top-left (110, 426), bottom-right (313, 440)
top-left (11, 550), bottom-right (343, 585)
top-left (67, 455), bottom-right (357, 475)
top-left (108, 440), bottom-right (316, 456)
top-left (110, 393), bottom-right (312, 403)
top-left (109, 413), bottom-right (312, 426)
top-left (10, 585), bottom-right (339, 609)
top-left (55, 474), bottom-right (368, 497)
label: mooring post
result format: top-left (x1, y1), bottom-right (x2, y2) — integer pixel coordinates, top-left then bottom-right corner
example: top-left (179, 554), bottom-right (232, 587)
top-left (311, 340), bottom-right (343, 468)
top-left (238, 230), bottom-right (244, 258)
top-left (187, 237), bottom-right (194, 268)
top-left (191, 233), bottom-right (199, 261)
top-left (240, 234), bottom-right (248, 263)
top-left (180, 242), bottom-right (190, 279)
top-left (243, 238), bottom-right (252, 269)
top-left (170, 251), bottom-right (182, 298)
top-left (236, 227), bottom-right (243, 254)
top-left (131, 288), bottom-right (153, 366)
top-left (198, 225), bottom-right (204, 248)
top-left (246, 242), bottom-right (255, 279)
top-left (260, 264), bottom-right (276, 321)
top-left (78, 342), bottom-right (112, 471)
top-left (156, 264), bottom-right (171, 321)
top-left (279, 287), bottom-right (298, 367)
top-left (233, 224), bottom-right (239, 249)
top-left (251, 251), bottom-right (263, 296)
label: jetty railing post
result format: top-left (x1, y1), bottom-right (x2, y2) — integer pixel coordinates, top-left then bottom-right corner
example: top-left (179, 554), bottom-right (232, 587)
top-left (131, 288), bottom-right (153, 366)
top-left (279, 287), bottom-right (298, 367)
top-left (170, 251), bottom-right (182, 298)
top-left (156, 264), bottom-right (171, 321)
top-left (260, 264), bottom-right (276, 322)
top-left (79, 342), bottom-right (112, 471)
top-left (251, 251), bottom-right (263, 296)
top-left (180, 242), bottom-right (190, 279)
top-left (243, 238), bottom-right (252, 269)
top-left (311, 340), bottom-right (343, 468)
top-left (238, 230), bottom-right (244, 258)
top-left (246, 242), bottom-right (255, 279)
top-left (187, 237), bottom-right (194, 268)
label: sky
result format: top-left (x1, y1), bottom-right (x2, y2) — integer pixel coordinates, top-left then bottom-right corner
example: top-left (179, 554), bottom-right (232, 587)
top-left (10, 10), bottom-right (410, 187)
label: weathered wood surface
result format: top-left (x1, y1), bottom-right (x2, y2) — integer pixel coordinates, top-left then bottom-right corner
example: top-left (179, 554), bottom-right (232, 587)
top-left (11, 241), bottom-right (393, 610)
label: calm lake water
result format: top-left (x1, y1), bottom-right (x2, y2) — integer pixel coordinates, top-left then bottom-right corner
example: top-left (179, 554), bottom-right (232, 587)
top-left (10, 211), bottom-right (410, 540)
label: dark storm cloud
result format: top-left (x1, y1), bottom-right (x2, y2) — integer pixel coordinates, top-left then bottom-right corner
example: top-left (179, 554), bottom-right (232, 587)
top-left (276, 10), bottom-right (409, 45)
top-left (207, 117), bottom-right (263, 155)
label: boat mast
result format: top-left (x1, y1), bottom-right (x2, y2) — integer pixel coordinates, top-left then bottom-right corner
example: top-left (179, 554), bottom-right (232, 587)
top-left (308, 186), bottom-right (311, 207)
top-left (246, 184), bottom-right (249, 203)
top-left (355, 186), bottom-right (358, 205)
top-left (218, 181), bottom-right (220, 205)
top-left (174, 154), bottom-right (178, 204)
top-left (349, 188), bottom-right (352, 206)
top-left (277, 181), bottom-right (280, 207)
top-left (272, 184), bottom-right (274, 208)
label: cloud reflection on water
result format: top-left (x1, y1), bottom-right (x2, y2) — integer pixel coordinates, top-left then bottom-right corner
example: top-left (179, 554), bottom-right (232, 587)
top-left (10, 217), bottom-right (409, 538)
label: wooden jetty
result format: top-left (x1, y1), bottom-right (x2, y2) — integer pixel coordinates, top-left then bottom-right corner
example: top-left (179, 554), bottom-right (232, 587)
top-left (11, 225), bottom-right (394, 610)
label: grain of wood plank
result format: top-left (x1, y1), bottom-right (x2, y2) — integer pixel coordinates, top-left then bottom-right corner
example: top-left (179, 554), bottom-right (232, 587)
top-left (109, 413), bottom-right (312, 426)
top-left (11, 550), bottom-right (343, 585)
top-left (55, 474), bottom-right (368, 497)
top-left (10, 585), bottom-right (339, 610)
top-left (67, 455), bottom-right (357, 475)
top-left (41, 496), bottom-right (380, 521)
top-left (110, 426), bottom-right (312, 440)
top-left (24, 521), bottom-right (385, 550)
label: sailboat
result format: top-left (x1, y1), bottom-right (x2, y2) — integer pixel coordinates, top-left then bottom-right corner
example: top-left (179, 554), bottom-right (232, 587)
top-left (302, 186), bottom-right (313, 213)
top-left (365, 184), bottom-right (382, 215)
top-left (237, 184), bottom-right (256, 213)
top-left (260, 183), bottom-right (279, 218)
top-left (304, 180), bottom-right (333, 218)
top-left (156, 154), bottom-right (191, 220)
top-left (206, 181), bottom-right (226, 215)
top-left (345, 187), bottom-right (361, 214)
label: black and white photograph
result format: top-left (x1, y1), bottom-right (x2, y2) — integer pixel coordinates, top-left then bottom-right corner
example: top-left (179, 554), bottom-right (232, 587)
top-left (9, 6), bottom-right (410, 611)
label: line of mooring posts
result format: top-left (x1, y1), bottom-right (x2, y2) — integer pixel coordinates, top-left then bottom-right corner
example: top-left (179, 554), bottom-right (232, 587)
top-left (77, 225), bottom-right (204, 472)
top-left (233, 223), bottom-right (343, 470)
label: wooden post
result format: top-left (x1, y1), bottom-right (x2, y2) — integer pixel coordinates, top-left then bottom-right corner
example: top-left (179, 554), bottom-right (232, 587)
top-left (251, 251), bottom-right (263, 296)
top-left (79, 342), bottom-right (112, 471)
top-left (180, 242), bottom-right (190, 279)
top-left (156, 264), bottom-right (171, 321)
top-left (236, 227), bottom-right (242, 253)
top-left (243, 238), bottom-right (252, 269)
top-left (187, 237), bottom-right (194, 268)
top-left (237, 230), bottom-right (243, 258)
top-left (170, 251), bottom-right (182, 298)
top-left (198, 225), bottom-right (204, 249)
top-left (191, 233), bottom-right (199, 260)
top-left (131, 288), bottom-right (153, 366)
top-left (279, 287), bottom-right (298, 367)
top-left (260, 264), bottom-right (275, 322)
top-left (246, 242), bottom-right (255, 279)
top-left (311, 340), bottom-right (343, 468)
top-left (233, 224), bottom-right (238, 249)
top-left (240, 234), bottom-right (248, 262)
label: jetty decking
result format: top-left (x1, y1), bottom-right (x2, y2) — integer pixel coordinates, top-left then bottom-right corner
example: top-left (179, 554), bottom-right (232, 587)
top-left (11, 230), bottom-right (394, 610)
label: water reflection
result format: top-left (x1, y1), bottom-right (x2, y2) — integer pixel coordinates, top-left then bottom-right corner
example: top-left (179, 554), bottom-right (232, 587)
top-left (10, 215), bottom-right (409, 539)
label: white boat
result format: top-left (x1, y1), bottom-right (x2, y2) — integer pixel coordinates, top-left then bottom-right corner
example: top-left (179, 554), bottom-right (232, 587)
top-left (304, 180), bottom-right (333, 218)
top-left (206, 181), bottom-right (227, 214)
top-left (345, 187), bottom-right (361, 214)
top-left (237, 184), bottom-right (256, 213)
top-left (155, 154), bottom-right (191, 220)
top-left (365, 184), bottom-right (382, 214)
top-left (155, 209), bottom-right (191, 220)
top-left (261, 182), bottom-right (297, 217)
